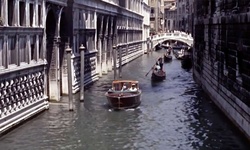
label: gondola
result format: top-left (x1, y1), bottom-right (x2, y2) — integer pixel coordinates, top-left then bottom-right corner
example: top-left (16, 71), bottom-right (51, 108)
top-left (161, 43), bottom-right (170, 49)
top-left (163, 53), bottom-right (172, 62)
top-left (151, 70), bottom-right (166, 81)
top-left (105, 80), bottom-right (142, 110)
top-left (155, 43), bottom-right (162, 51)
top-left (181, 55), bottom-right (192, 69)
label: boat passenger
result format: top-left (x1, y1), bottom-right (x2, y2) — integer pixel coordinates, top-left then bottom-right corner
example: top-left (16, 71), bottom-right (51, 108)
top-left (121, 85), bottom-right (127, 91)
top-left (129, 84), bottom-right (137, 92)
top-left (156, 57), bottom-right (163, 71)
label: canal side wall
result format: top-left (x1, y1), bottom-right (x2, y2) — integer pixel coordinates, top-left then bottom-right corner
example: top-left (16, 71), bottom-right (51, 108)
top-left (193, 1), bottom-right (250, 141)
top-left (0, 0), bottom-right (150, 135)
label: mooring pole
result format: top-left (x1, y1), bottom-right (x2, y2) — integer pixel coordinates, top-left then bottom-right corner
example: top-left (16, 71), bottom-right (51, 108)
top-left (79, 44), bottom-right (85, 102)
top-left (151, 39), bottom-right (153, 52)
top-left (118, 45), bottom-right (122, 78)
top-left (113, 45), bottom-right (117, 80)
top-left (66, 46), bottom-right (73, 111)
top-left (147, 37), bottom-right (150, 54)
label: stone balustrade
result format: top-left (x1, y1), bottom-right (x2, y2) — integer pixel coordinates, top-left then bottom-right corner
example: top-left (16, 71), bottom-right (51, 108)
top-left (151, 31), bottom-right (194, 47)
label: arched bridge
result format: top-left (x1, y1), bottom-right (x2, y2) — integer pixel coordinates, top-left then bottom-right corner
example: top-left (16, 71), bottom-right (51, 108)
top-left (151, 31), bottom-right (194, 47)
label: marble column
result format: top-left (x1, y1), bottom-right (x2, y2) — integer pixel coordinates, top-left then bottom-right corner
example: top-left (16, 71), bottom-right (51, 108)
top-left (14, 0), bottom-right (19, 26)
top-left (35, 35), bottom-right (39, 61)
top-left (102, 16), bottom-right (109, 74)
top-left (2, 0), bottom-right (8, 26)
top-left (3, 35), bottom-right (7, 67)
top-left (35, 0), bottom-right (39, 27)
top-left (108, 17), bottom-right (113, 71)
top-left (26, 35), bottom-right (31, 64)
top-left (26, 0), bottom-right (30, 26)
top-left (15, 34), bottom-right (19, 65)
top-left (98, 15), bottom-right (104, 77)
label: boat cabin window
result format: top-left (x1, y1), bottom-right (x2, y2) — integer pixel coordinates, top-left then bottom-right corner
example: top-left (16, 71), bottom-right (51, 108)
top-left (112, 83), bottom-right (120, 91)
top-left (112, 81), bottom-right (139, 91)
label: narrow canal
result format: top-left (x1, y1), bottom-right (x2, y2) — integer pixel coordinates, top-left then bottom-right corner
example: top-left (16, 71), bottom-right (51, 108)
top-left (0, 50), bottom-right (249, 150)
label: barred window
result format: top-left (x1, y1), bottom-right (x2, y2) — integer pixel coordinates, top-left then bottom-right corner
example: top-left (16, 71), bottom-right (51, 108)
top-left (8, 36), bottom-right (17, 65)
top-left (39, 35), bottom-right (43, 59)
top-left (30, 35), bottom-right (36, 61)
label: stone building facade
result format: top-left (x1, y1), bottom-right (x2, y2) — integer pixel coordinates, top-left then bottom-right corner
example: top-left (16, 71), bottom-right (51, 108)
top-left (149, 0), bottom-right (163, 33)
top-left (0, 0), bottom-right (150, 134)
top-left (163, 0), bottom-right (177, 31)
top-left (193, 0), bottom-right (250, 140)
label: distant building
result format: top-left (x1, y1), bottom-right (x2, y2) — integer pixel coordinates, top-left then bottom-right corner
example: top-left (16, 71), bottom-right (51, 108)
top-left (163, 0), bottom-right (177, 32)
top-left (149, 0), bottom-right (163, 34)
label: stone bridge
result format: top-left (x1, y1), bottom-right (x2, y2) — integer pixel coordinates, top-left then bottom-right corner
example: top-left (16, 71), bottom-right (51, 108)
top-left (151, 31), bottom-right (194, 48)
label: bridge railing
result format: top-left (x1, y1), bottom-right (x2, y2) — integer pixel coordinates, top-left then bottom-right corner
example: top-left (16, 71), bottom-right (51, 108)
top-left (151, 31), bottom-right (193, 41)
top-left (150, 31), bottom-right (194, 47)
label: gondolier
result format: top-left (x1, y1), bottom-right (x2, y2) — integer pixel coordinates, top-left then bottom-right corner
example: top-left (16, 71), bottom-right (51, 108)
top-left (155, 57), bottom-right (163, 71)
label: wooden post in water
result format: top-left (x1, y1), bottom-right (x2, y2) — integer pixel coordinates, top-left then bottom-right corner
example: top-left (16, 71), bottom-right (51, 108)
top-left (79, 44), bottom-right (85, 102)
top-left (147, 37), bottom-right (150, 54)
top-left (151, 39), bottom-right (153, 52)
top-left (66, 46), bottom-right (73, 111)
top-left (118, 45), bottom-right (122, 78)
top-left (113, 45), bottom-right (117, 80)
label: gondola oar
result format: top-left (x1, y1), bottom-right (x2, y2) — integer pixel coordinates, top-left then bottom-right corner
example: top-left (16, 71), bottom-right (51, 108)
top-left (145, 65), bottom-right (154, 77)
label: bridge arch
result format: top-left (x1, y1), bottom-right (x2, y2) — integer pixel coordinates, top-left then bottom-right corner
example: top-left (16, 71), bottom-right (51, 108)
top-left (151, 31), bottom-right (193, 48)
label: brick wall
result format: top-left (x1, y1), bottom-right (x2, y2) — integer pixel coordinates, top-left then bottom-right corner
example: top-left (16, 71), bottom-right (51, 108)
top-left (193, 0), bottom-right (250, 140)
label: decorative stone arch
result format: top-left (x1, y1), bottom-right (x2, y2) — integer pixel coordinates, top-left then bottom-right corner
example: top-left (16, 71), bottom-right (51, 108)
top-left (45, 4), bottom-right (68, 101)
top-left (159, 38), bottom-right (193, 47)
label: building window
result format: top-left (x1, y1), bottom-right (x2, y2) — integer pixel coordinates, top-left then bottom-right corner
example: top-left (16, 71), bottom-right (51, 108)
top-left (0, 37), bottom-right (4, 68)
top-left (31, 35), bottom-right (36, 61)
top-left (19, 36), bottom-right (26, 63)
top-left (19, 1), bottom-right (25, 26)
top-left (8, 36), bottom-right (17, 65)
top-left (8, 0), bottom-right (14, 26)
top-left (151, 8), bottom-right (154, 14)
top-left (30, 3), bottom-right (34, 26)
top-left (39, 35), bottom-right (43, 59)
top-left (38, 5), bottom-right (41, 26)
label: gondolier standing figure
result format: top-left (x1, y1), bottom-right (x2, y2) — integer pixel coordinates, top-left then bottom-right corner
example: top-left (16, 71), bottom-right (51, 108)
top-left (155, 57), bottom-right (163, 71)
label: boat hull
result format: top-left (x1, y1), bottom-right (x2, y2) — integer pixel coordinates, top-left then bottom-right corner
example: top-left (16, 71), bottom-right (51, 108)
top-left (151, 70), bottom-right (166, 81)
top-left (155, 44), bottom-right (162, 51)
top-left (105, 91), bottom-right (142, 110)
top-left (164, 55), bottom-right (172, 62)
top-left (181, 56), bottom-right (192, 69)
